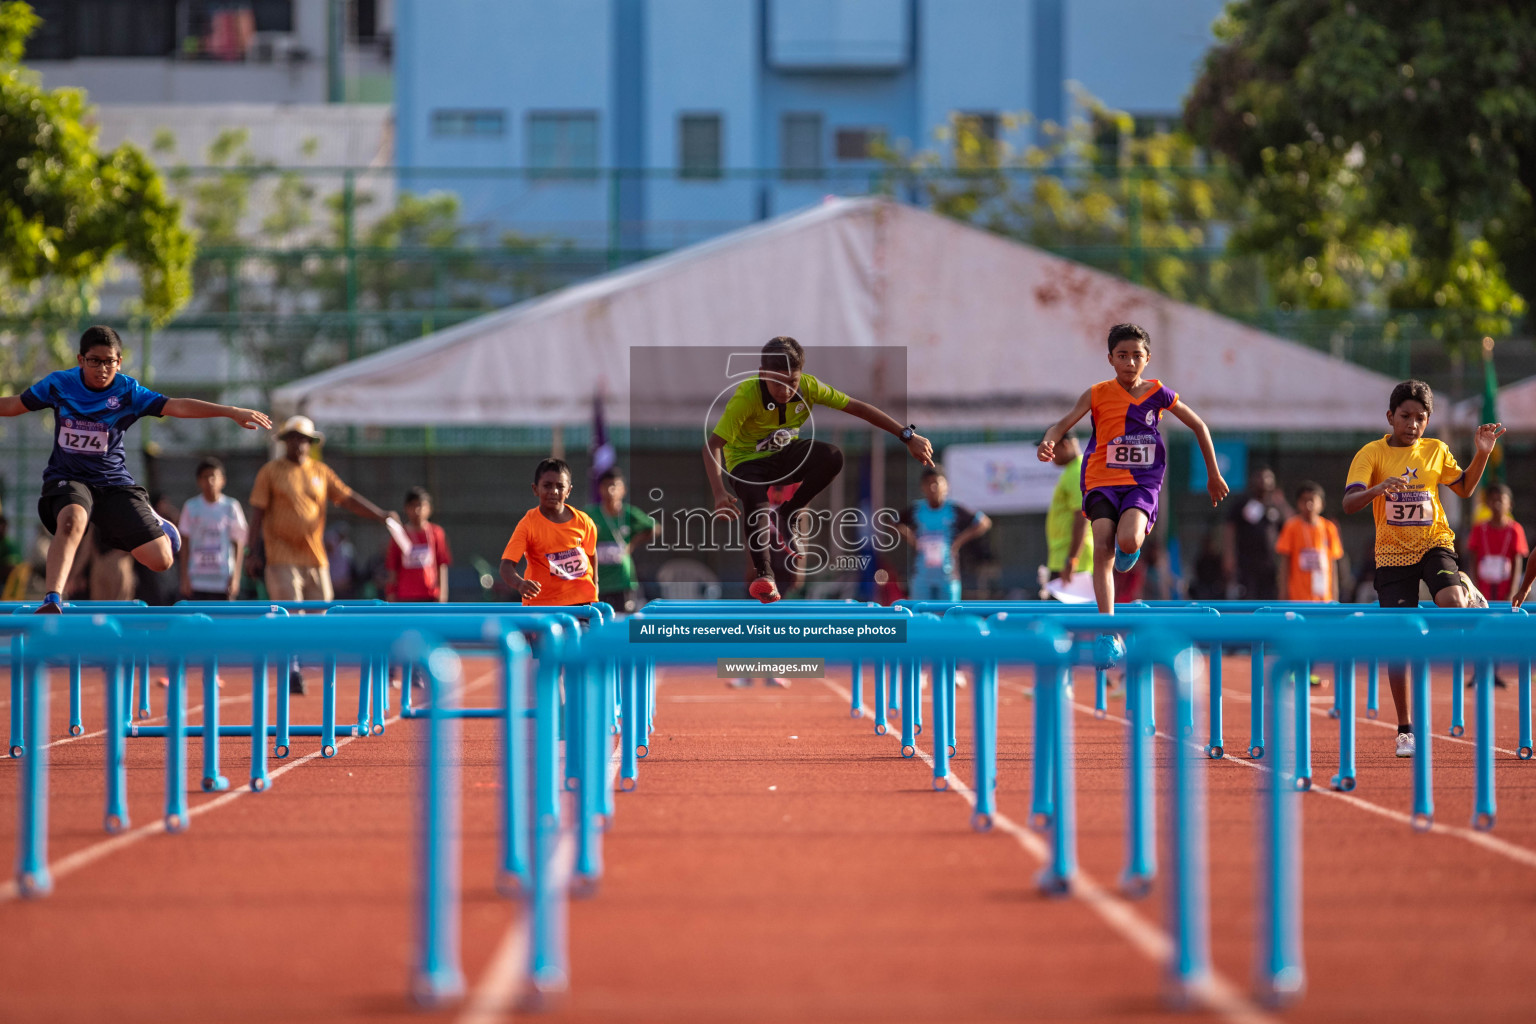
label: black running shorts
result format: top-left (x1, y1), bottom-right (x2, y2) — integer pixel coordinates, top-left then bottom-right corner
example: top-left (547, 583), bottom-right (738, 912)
top-left (38, 480), bottom-right (164, 553)
top-left (1375, 547), bottom-right (1465, 608)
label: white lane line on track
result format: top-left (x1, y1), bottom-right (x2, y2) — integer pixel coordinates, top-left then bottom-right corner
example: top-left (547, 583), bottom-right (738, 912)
top-left (1064, 696), bottom-right (1536, 872)
top-left (44, 695), bottom-right (246, 750)
top-left (458, 741), bottom-right (622, 1023)
top-left (821, 679), bottom-right (1275, 1024)
top-left (0, 668), bottom-right (496, 903)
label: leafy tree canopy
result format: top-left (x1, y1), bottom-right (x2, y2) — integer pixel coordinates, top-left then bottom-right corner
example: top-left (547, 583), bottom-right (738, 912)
top-left (0, 0), bottom-right (193, 380)
top-left (1185, 0), bottom-right (1533, 341)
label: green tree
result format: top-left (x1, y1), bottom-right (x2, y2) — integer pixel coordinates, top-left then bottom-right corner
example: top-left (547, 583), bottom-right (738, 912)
top-left (1185, 0), bottom-right (1532, 342)
top-left (154, 127), bottom-right (567, 383)
top-left (877, 97), bottom-right (1251, 310)
top-left (0, 1), bottom-right (193, 384)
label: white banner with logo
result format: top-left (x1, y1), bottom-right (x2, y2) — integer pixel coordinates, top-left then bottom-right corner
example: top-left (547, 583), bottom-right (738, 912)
top-left (942, 443), bottom-right (1062, 514)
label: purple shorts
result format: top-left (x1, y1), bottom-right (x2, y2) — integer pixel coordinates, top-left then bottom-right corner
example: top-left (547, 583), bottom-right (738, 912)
top-left (1084, 485), bottom-right (1160, 526)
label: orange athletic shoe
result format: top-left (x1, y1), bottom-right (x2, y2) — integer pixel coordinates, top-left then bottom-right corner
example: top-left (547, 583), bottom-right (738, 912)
top-left (748, 576), bottom-right (780, 603)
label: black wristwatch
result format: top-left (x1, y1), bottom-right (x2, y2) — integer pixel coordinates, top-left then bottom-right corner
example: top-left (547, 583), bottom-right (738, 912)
top-left (899, 424), bottom-right (917, 442)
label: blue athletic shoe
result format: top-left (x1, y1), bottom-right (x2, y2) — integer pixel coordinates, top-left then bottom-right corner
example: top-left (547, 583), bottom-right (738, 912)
top-left (1113, 546), bottom-right (1140, 573)
top-left (158, 514), bottom-right (181, 556)
top-left (1094, 633), bottom-right (1126, 670)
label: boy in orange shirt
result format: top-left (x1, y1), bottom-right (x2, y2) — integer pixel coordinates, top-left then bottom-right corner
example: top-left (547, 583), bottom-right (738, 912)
top-left (1275, 481), bottom-right (1344, 601)
top-left (500, 458), bottom-right (599, 606)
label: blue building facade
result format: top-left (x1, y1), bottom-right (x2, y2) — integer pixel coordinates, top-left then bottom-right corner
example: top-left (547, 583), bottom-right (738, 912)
top-left (395, 0), bottom-right (1224, 250)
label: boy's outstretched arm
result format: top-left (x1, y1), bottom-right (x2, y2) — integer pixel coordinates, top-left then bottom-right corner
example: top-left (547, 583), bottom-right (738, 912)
top-left (1168, 401), bottom-right (1230, 506)
top-left (1513, 555), bottom-right (1536, 608)
top-left (162, 398), bottom-right (272, 431)
top-left (1449, 423), bottom-right (1506, 498)
top-left (0, 396), bottom-right (31, 418)
top-left (1036, 389), bottom-right (1093, 462)
top-left (841, 398), bottom-right (935, 466)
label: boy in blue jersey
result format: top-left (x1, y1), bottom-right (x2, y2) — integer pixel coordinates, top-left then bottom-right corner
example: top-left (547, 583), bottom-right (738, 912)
top-left (0, 326), bottom-right (272, 612)
top-left (898, 467), bottom-right (991, 601)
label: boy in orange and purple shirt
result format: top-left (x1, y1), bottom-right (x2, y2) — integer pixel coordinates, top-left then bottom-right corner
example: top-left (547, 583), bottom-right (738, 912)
top-left (500, 457), bottom-right (599, 606)
top-left (1038, 323), bottom-right (1228, 663)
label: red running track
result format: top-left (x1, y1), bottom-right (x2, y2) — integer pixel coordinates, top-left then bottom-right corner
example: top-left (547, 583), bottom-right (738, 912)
top-left (2, 656), bottom-right (1535, 1022)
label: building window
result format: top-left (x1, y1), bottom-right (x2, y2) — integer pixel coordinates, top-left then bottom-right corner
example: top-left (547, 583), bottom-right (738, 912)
top-left (781, 113), bottom-right (823, 179)
top-left (432, 109), bottom-right (506, 138)
top-left (679, 114), bottom-right (723, 180)
top-left (250, 1), bottom-right (294, 33)
top-left (352, 0), bottom-right (377, 42)
top-left (26, 0), bottom-right (179, 59)
top-left (835, 127), bottom-right (885, 161)
top-left (528, 112), bottom-right (600, 177)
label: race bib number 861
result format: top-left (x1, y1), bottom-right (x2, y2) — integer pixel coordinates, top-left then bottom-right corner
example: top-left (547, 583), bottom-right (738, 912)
top-left (1105, 435), bottom-right (1158, 469)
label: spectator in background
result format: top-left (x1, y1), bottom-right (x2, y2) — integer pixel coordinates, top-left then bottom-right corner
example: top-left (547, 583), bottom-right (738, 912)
top-left (179, 456), bottom-right (248, 601)
top-left (325, 522), bottom-right (357, 599)
top-left (1188, 528), bottom-right (1228, 600)
top-left (70, 526), bottom-right (136, 600)
top-left (1045, 434), bottom-right (1092, 583)
top-left (386, 486), bottom-right (452, 603)
top-left (1468, 483), bottom-right (1525, 605)
top-left (1471, 483), bottom-right (1525, 690)
top-left (1275, 481), bottom-right (1344, 602)
top-left (248, 415), bottom-right (398, 693)
top-left (1224, 466), bottom-right (1291, 599)
top-left (585, 468), bottom-right (655, 613)
top-left (899, 466), bottom-right (991, 602)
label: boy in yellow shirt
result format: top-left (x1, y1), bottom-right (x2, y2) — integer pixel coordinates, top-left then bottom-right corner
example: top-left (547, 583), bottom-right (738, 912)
top-left (1343, 380), bottom-right (1503, 757)
top-left (501, 458), bottom-right (599, 606)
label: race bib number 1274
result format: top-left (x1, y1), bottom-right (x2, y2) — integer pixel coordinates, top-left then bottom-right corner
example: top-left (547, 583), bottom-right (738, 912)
top-left (58, 420), bottom-right (108, 455)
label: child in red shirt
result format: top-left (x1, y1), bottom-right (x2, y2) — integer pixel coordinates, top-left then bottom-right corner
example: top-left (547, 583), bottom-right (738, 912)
top-left (1469, 483), bottom-right (1526, 604)
top-left (386, 486), bottom-right (452, 602)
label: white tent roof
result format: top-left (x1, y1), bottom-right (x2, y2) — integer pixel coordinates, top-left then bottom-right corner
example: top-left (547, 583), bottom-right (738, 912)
top-left (1455, 375), bottom-right (1536, 433)
top-left (273, 197), bottom-right (1399, 431)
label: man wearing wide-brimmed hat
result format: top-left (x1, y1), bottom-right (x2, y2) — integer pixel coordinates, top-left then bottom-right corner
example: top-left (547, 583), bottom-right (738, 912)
top-left (248, 415), bottom-right (397, 692)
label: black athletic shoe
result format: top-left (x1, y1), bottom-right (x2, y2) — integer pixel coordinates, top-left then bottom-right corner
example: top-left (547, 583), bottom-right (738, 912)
top-left (289, 669), bottom-right (307, 696)
top-left (1467, 675), bottom-right (1513, 690)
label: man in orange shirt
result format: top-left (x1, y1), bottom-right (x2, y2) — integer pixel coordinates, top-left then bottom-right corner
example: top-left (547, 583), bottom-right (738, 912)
top-left (248, 415), bottom-right (398, 692)
top-left (501, 458), bottom-right (599, 606)
top-left (1275, 481), bottom-right (1344, 601)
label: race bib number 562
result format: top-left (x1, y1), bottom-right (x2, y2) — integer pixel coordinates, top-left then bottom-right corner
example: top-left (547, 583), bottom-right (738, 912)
top-left (546, 548), bottom-right (590, 581)
top-left (58, 419), bottom-right (108, 455)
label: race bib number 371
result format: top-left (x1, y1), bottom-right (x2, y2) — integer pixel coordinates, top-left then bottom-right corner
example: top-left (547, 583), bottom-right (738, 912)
top-left (1384, 491), bottom-right (1433, 525)
top-left (58, 419), bottom-right (108, 456)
